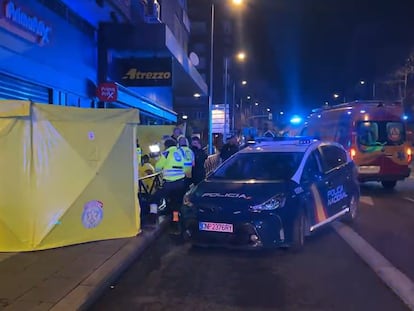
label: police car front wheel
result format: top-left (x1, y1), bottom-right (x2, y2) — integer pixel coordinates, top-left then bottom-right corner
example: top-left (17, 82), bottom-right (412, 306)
top-left (343, 195), bottom-right (358, 223)
top-left (291, 210), bottom-right (306, 252)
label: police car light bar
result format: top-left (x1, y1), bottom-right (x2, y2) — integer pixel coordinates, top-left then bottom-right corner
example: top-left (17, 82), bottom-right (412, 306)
top-left (248, 136), bottom-right (319, 145)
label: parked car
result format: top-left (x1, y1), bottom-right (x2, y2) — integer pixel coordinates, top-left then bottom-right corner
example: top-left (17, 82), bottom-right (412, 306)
top-left (180, 137), bottom-right (360, 250)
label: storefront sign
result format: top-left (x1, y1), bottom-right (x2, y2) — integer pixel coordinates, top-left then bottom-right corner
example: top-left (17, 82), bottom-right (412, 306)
top-left (1, 1), bottom-right (51, 45)
top-left (96, 82), bottom-right (118, 102)
top-left (110, 58), bottom-right (172, 87)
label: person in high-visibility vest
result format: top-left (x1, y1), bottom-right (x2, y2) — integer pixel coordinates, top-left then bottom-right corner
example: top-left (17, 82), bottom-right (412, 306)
top-left (178, 135), bottom-right (194, 187)
top-left (149, 138), bottom-right (186, 227)
top-left (139, 154), bottom-right (155, 194)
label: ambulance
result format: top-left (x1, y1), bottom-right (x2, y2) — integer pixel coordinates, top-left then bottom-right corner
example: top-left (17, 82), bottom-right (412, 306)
top-left (301, 101), bottom-right (412, 189)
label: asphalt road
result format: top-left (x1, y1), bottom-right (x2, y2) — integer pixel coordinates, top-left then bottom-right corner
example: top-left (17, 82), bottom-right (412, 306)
top-left (354, 179), bottom-right (414, 282)
top-left (90, 219), bottom-right (409, 310)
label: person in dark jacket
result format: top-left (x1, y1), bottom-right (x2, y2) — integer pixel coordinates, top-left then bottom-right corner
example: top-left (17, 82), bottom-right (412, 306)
top-left (170, 126), bottom-right (182, 144)
top-left (220, 135), bottom-right (239, 162)
top-left (190, 136), bottom-right (208, 185)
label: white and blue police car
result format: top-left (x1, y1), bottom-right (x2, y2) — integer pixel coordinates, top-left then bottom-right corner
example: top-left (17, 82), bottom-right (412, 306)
top-left (180, 137), bottom-right (360, 250)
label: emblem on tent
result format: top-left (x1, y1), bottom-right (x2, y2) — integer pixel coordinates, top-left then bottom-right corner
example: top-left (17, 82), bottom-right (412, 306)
top-left (82, 200), bottom-right (104, 229)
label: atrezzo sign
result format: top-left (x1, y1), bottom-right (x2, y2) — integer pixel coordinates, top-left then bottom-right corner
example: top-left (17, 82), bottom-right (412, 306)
top-left (122, 68), bottom-right (171, 80)
top-left (110, 58), bottom-right (172, 87)
top-left (2, 1), bottom-right (51, 45)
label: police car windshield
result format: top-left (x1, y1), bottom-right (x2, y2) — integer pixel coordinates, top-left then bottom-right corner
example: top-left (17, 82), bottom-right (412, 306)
top-left (210, 152), bottom-right (304, 181)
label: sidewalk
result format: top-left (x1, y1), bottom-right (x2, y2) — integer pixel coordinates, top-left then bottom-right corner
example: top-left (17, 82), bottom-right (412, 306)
top-left (0, 217), bottom-right (169, 311)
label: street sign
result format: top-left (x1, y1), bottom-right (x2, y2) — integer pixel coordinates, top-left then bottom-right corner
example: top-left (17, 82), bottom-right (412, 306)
top-left (96, 82), bottom-right (118, 102)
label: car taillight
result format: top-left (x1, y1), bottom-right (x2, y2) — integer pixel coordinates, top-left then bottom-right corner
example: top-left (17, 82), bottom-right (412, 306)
top-left (350, 147), bottom-right (356, 160)
top-left (407, 147), bottom-right (412, 163)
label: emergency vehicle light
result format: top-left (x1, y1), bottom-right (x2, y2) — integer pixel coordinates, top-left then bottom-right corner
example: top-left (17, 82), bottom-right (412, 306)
top-left (149, 144), bottom-right (160, 153)
top-left (407, 147), bottom-right (412, 163)
top-left (350, 148), bottom-right (356, 160)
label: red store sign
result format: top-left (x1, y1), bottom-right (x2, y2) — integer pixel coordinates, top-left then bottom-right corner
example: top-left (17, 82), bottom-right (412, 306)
top-left (96, 82), bottom-right (118, 102)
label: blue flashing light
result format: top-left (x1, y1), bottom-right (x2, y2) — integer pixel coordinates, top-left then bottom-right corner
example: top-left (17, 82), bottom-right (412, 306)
top-left (290, 115), bottom-right (302, 124)
top-left (403, 114), bottom-right (408, 121)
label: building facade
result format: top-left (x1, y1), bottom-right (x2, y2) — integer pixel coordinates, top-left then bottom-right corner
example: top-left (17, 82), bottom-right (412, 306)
top-left (185, 0), bottom-right (236, 141)
top-left (0, 0), bottom-right (206, 124)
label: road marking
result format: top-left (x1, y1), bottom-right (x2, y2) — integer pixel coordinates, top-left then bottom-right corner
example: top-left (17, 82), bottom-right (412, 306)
top-left (360, 196), bottom-right (374, 206)
top-left (403, 197), bottom-right (414, 203)
top-left (333, 222), bottom-right (414, 310)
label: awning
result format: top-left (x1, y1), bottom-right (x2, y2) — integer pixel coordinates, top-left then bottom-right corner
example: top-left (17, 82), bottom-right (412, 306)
top-left (115, 83), bottom-right (177, 122)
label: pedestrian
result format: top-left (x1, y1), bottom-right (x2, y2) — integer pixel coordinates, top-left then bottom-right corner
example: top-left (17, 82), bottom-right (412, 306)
top-left (149, 139), bottom-right (186, 229)
top-left (178, 135), bottom-right (195, 188)
top-left (170, 126), bottom-right (182, 144)
top-left (190, 136), bottom-right (208, 185)
top-left (220, 135), bottom-right (239, 162)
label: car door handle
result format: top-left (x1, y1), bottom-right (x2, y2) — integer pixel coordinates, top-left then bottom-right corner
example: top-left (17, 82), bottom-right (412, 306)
top-left (325, 180), bottom-right (333, 187)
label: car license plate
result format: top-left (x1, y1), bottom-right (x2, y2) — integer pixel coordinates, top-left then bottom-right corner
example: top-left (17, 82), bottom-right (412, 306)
top-left (358, 166), bottom-right (380, 174)
top-left (199, 222), bottom-right (233, 233)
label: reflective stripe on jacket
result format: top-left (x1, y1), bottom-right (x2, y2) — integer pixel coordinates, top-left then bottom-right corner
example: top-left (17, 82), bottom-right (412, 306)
top-left (179, 146), bottom-right (194, 178)
top-left (155, 146), bottom-right (185, 181)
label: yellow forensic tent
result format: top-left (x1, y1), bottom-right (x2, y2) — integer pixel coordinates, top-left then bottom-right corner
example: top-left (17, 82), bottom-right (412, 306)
top-left (0, 101), bottom-right (140, 251)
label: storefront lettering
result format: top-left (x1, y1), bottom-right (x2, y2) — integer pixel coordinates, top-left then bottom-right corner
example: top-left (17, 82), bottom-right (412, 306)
top-left (4, 1), bottom-right (51, 44)
top-left (122, 68), bottom-right (171, 80)
top-left (327, 185), bottom-right (348, 206)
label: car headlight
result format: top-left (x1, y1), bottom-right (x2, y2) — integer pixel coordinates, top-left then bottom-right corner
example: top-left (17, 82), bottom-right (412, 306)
top-left (249, 194), bottom-right (286, 212)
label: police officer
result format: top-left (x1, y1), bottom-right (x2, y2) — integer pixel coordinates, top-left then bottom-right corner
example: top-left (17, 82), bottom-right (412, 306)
top-left (149, 138), bottom-right (186, 226)
top-left (178, 135), bottom-right (194, 187)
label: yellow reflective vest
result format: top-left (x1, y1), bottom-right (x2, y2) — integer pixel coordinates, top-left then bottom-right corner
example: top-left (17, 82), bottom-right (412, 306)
top-left (180, 146), bottom-right (194, 178)
top-left (155, 146), bottom-right (185, 181)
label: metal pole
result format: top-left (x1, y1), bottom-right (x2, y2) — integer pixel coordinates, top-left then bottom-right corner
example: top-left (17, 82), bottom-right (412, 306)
top-left (372, 82), bottom-right (376, 100)
top-left (224, 57), bottom-right (229, 137)
top-left (208, 4), bottom-right (215, 155)
top-left (232, 81), bottom-right (236, 133)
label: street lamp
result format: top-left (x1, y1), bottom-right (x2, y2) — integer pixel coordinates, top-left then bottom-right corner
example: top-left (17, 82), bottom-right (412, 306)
top-left (236, 51), bottom-right (246, 62)
top-left (358, 80), bottom-right (376, 100)
top-left (208, 0), bottom-right (244, 155)
top-left (208, 4), bottom-right (215, 155)
top-left (241, 80), bottom-right (247, 85)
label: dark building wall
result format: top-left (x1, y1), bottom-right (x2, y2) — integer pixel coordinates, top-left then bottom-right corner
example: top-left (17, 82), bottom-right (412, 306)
top-left (0, 0), bottom-right (97, 106)
top-left (187, 0), bottom-right (235, 104)
top-left (159, 0), bottom-right (190, 55)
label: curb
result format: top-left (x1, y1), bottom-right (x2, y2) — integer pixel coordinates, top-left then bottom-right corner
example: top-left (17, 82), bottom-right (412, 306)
top-left (50, 218), bottom-right (170, 311)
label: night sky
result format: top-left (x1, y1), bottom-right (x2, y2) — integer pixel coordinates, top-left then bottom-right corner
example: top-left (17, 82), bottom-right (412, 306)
top-left (241, 0), bottom-right (414, 115)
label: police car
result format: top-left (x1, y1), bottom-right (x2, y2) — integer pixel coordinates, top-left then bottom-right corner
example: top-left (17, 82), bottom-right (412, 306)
top-left (180, 137), bottom-right (360, 250)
